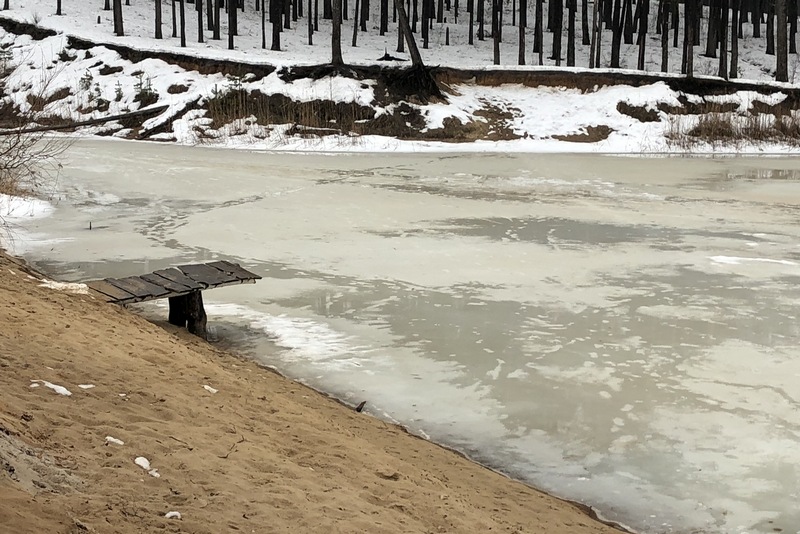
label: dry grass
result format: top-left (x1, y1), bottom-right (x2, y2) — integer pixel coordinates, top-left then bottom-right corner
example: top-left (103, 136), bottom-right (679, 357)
top-left (666, 105), bottom-right (800, 148)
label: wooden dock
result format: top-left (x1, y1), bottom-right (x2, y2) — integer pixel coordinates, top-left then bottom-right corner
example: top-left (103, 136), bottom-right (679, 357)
top-left (86, 261), bottom-right (261, 339)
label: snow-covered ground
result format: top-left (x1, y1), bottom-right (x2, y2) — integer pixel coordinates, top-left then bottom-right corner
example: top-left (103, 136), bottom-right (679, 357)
top-left (2, 1), bottom-right (800, 151)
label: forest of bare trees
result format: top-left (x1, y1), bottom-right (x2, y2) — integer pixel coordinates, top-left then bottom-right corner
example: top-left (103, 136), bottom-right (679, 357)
top-left (1, 0), bottom-right (796, 81)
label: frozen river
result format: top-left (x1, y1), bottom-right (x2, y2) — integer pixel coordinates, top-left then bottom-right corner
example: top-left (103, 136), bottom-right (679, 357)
top-left (12, 140), bottom-right (800, 534)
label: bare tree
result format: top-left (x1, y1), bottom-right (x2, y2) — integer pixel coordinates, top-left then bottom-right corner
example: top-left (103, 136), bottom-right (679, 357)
top-left (197, 0), bottom-right (204, 42)
top-left (271, 0), bottom-right (282, 49)
top-left (730, 0), bottom-right (740, 77)
top-left (331, 0), bottom-right (344, 64)
top-left (660, 0), bottom-right (669, 71)
top-left (56, 0), bottom-right (62, 15)
top-left (719, 0), bottom-right (729, 78)
top-left (776, 0), bottom-right (788, 80)
top-left (113, 0), bottom-right (125, 36)
top-left (155, 0), bottom-right (163, 38)
top-left (519, 0), bottom-right (527, 64)
top-left (179, 0), bottom-right (186, 46)
top-left (636, 0), bottom-right (647, 70)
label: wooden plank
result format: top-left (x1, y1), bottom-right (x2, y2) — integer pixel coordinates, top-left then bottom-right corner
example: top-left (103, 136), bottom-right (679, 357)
top-left (85, 280), bottom-right (136, 302)
top-left (140, 272), bottom-right (193, 294)
top-left (152, 268), bottom-right (205, 290)
top-left (177, 264), bottom-right (235, 286)
top-left (207, 260), bottom-right (262, 281)
top-left (87, 287), bottom-right (115, 302)
top-left (106, 276), bottom-right (171, 299)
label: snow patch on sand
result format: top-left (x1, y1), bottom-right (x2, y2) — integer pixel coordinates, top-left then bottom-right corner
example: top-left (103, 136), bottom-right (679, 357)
top-left (30, 380), bottom-right (72, 396)
top-left (134, 456), bottom-right (161, 478)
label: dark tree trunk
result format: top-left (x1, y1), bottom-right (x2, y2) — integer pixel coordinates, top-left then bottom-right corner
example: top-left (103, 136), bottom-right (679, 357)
top-left (197, 0), bottom-right (204, 42)
top-left (753, 0), bottom-right (761, 37)
top-left (704, 0), bottom-right (719, 57)
top-left (492, 0), bottom-right (502, 65)
top-left (353, 0), bottom-right (360, 44)
top-left (315, 0), bottom-right (319, 28)
top-left (57, 0), bottom-right (62, 15)
top-left (478, 0), bottom-right (484, 39)
top-left (172, 0), bottom-right (178, 36)
top-left (332, 0), bottom-right (344, 64)
top-left (551, 0), bottom-right (563, 64)
top-left (213, 0), bottom-right (221, 38)
top-left (637, 0), bottom-right (648, 69)
top-left (719, 0), bottom-right (729, 77)
top-left (661, 0), bottom-right (669, 70)
top-left (284, 0), bottom-right (291, 28)
top-left (767, 0), bottom-right (775, 55)
top-left (790, 0), bottom-right (797, 53)
top-left (179, 0), bottom-right (186, 45)
top-left (438, 0), bottom-right (444, 22)
top-left (155, 0), bottom-right (163, 38)
top-left (685, 0), bottom-right (695, 76)
top-left (777, 0), bottom-right (788, 79)
top-left (271, 0), bottom-right (282, 49)
top-left (324, 0), bottom-right (332, 17)
top-left (468, 0), bottom-right (475, 43)
top-left (207, 0), bottom-right (214, 29)
top-left (623, 0), bottom-right (634, 43)
top-left (603, 0), bottom-right (612, 27)
top-left (533, 0), bottom-right (543, 53)
top-left (610, 0), bottom-right (622, 66)
top-left (672, 0), bottom-right (679, 46)
top-left (731, 0), bottom-right (740, 76)
top-left (582, 0), bottom-right (590, 44)
top-left (395, 0), bottom-right (425, 65)
top-left (567, 0), bottom-right (576, 65)
top-left (381, 0), bottom-right (389, 33)
top-left (519, 0), bottom-right (527, 63)
top-left (229, 0), bottom-right (237, 47)
top-left (105, 0), bottom-right (112, 10)
top-left (590, 0), bottom-right (600, 66)
top-left (113, 0), bottom-right (125, 35)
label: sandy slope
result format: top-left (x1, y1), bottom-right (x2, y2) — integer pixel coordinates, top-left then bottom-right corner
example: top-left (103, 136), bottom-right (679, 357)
top-left (0, 251), bottom-right (621, 534)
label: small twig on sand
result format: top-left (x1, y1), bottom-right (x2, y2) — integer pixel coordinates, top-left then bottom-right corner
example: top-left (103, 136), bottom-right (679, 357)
top-left (169, 436), bottom-right (193, 450)
top-left (218, 436), bottom-right (246, 459)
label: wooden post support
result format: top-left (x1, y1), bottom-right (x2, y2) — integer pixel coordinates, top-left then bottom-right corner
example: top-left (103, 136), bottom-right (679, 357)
top-left (168, 291), bottom-right (207, 339)
top-left (186, 290), bottom-right (208, 340)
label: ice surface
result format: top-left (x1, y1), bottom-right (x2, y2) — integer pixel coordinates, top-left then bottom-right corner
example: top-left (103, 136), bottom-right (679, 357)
top-left (15, 142), bottom-right (800, 533)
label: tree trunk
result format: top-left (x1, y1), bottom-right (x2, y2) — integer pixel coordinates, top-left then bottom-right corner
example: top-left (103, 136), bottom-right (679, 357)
top-left (271, 0), bottom-right (282, 49)
top-left (581, 0), bottom-right (590, 44)
top-left (730, 0), bottom-right (739, 77)
top-left (777, 0), bottom-right (788, 79)
top-left (767, 0), bottom-right (775, 55)
top-left (551, 0), bottom-right (563, 64)
top-left (661, 0), bottom-right (669, 70)
top-left (637, 0), bottom-right (648, 69)
top-left (113, 0), bottom-right (125, 36)
top-left (590, 0), bottom-right (599, 66)
top-left (567, 0), bottom-right (576, 65)
top-left (468, 0), bottom-right (474, 43)
top-left (56, 0), bottom-right (62, 15)
top-left (533, 0), bottom-right (543, 54)
top-left (492, 0), bottom-right (500, 63)
top-left (229, 0), bottom-right (237, 47)
top-left (179, 0), bottom-right (186, 45)
top-left (610, 0), bottom-right (622, 66)
top-left (168, 292), bottom-right (208, 339)
top-left (213, 0), bottom-right (221, 38)
top-left (155, 0), bottom-right (163, 38)
top-left (623, 0), bottom-right (634, 43)
top-left (381, 0), bottom-right (389, 33)
top-left (105, 0), bottom-right (112, 10)
top-left (308, 0), bottom-right (313, 42)
top-left (672, 0), bottom-right (679, 46)
top-left (353, 0), bottom-right (360, 45)
top-left (197, 0), bottom-right (204, 42)
top-left (685, 0), bottom-right (695, 76)
top-left (172, 0), bottom-right (178, 36)
top-left (207, 0), bottom-right (214, 29)
top-left (704, 0), bottom-right (719, 57)
top-left (519, 0), bottom-right (527, 63)
top-left (332, 0), bottom-right (344, 64)
top-left (790, 0), bottom-right (797, 53)
top-left (719, 0), bottom-right (729, 77)
top-left (753, 0), bottom-right (761, 37)
top-left (478, 0), bottom-right (485, 39)
top-left (395, 0), bottom-right (425, 65)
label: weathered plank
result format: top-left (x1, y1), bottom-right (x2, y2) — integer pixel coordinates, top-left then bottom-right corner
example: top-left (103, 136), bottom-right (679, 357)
top-left (152, 268), bottom-right (205, 290)
top-left (177, 264), bottom-right (235, 286)
top-left (207, 260), bottom-right (262, 282)
top-left (141, 272), bottom-right (194, 294)
top-left (106, 276), bottom-right (171, 300)
top-left (86, 280), bottom-right (136, 302)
